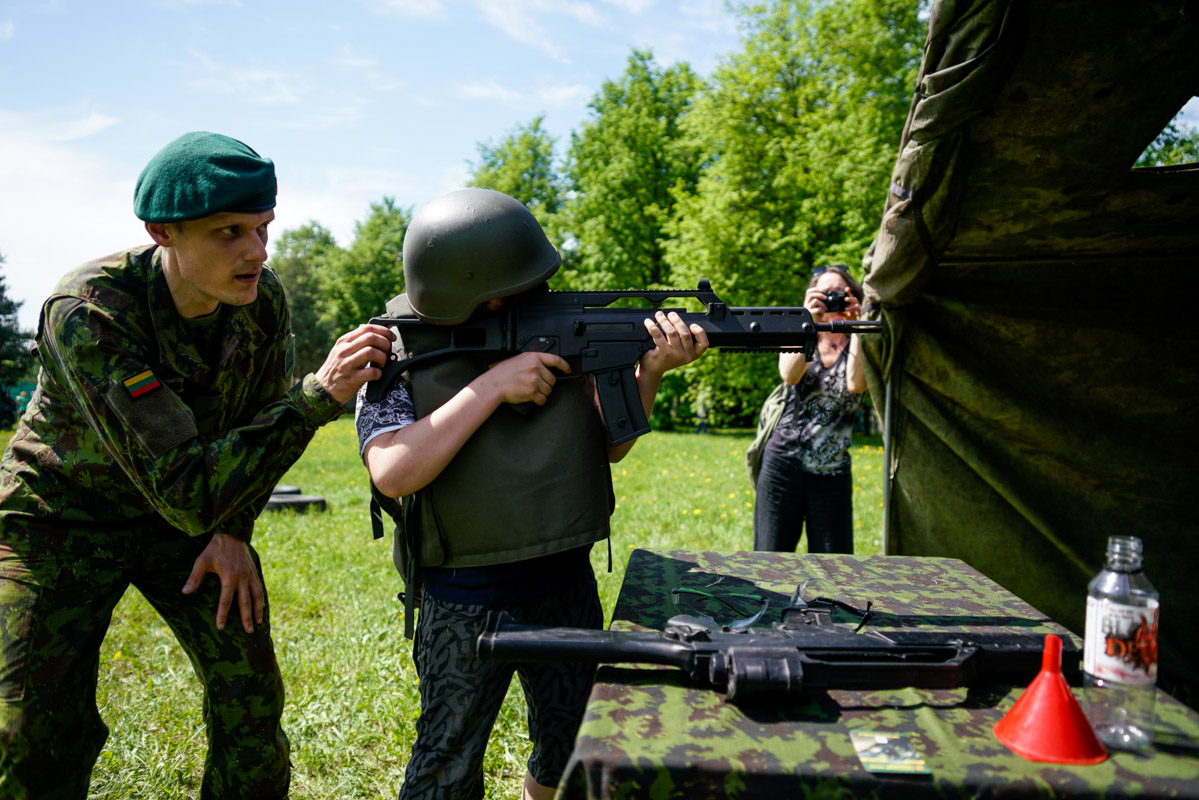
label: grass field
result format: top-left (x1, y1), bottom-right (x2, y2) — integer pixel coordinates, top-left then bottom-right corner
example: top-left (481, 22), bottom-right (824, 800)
top-left (0, 420), bottom-right (885, 799)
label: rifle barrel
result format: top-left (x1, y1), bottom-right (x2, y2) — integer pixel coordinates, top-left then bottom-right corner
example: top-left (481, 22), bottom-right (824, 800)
top-left (477, 619), bottom-right (697, 672)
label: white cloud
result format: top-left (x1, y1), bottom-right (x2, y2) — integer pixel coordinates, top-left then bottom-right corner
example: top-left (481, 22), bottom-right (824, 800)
top-left (327, 47), bottom-right (404, 92)
top-left (613, 1), bottom-right (737, 73)
top-left (458, 79), bottom-right (525, 105)
top-left (437, 161), bottom-right (471, 195)
top-left (538, 83), bottom-right (594, 107)
top-left (473, 0), bottom-right (609, 62)
top-left (0, 116), bottom-right (146, 331)
top-left (0, 19), bottom-right (14, 39)
top-left (363, 0), bottom-right (446, 18)
top-left (474, 2), bottom-right (560, 60)
top-left (600, 0), bottom-right (653, 13)
top-left (554, 1), bottom-right (605, 27)
top-left (363, 74), bottom-right (407, 92)
top-left (674, 0), bottom-right (733, 33)
top-left (397, 91), bottom-right (443, 109)
top-left (53, 111), bottom-right (121, 141)
top-left (331, 45), bottom-right (379, 69)
top-left (185, 48), bottom-right (302, 104)
top-left (0, 106), bottom-right (119, 142)
top-left (457, 78), bottom-right (591, 110)
top-left (275, 97), bottom-right (372, 131)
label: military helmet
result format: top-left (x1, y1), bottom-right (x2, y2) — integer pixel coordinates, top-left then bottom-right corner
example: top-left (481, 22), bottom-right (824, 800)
top-left (403, 188), bottom-right (560, 325)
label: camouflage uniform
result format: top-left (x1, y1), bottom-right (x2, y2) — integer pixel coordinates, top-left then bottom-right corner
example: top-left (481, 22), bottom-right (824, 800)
top-left (0, 245), bottom-right (343, 799)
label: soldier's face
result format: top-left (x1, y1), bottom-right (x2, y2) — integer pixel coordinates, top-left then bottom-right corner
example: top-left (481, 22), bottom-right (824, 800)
top-left (150, 210), bottom-right (275, 318)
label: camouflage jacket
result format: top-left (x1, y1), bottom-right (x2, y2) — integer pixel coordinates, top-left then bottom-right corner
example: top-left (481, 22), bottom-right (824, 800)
top-left (0, 244), bottom-right (342, 546)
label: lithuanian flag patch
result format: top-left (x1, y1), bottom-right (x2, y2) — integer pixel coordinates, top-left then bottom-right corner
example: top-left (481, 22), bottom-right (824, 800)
top-left (123, 369), bottom-right (161, 399)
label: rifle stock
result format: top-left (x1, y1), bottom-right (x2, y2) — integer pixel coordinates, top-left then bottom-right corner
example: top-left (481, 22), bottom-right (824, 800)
top-left (367, 279), bottom-right (883, 444)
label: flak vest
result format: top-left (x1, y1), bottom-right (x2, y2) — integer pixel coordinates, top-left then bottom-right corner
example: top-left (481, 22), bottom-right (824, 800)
top-left (370, 294), bottom-right (614, 633)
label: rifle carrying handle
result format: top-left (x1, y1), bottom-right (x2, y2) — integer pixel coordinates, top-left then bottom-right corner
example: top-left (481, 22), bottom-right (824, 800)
top-left (594, 365), bottom-right (650, 446)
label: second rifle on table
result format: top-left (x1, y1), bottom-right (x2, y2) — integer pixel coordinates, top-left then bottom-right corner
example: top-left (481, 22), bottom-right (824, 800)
top-left (476, 587), bottom-right (1079, 704)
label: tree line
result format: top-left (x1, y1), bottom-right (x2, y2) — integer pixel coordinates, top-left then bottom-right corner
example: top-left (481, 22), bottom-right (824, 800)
top-left (0, 253), bottom-right (33, 426)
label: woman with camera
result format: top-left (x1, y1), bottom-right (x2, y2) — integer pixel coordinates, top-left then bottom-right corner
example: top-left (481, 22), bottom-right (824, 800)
top-left (753, 264), bottom-right (868, 554)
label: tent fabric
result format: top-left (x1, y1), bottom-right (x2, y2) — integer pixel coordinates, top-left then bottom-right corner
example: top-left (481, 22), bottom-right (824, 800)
top-left (864, 0), bottom-right (1024, 312)
top-left (861, 0), bottom-right (1199, 690)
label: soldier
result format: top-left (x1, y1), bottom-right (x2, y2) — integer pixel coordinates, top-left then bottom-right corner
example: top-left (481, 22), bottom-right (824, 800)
top-left (0, 131), bottom-right (393, 799)
top-left (357, 188), bottom-right (708, 800)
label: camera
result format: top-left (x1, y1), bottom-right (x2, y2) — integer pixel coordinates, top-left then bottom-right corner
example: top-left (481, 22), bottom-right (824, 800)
top-left (824, 290), bottom-right (848, 312)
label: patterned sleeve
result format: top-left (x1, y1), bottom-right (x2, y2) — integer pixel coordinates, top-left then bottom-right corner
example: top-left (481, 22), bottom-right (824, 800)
top-left (355, 380), bottom-right (416, 457)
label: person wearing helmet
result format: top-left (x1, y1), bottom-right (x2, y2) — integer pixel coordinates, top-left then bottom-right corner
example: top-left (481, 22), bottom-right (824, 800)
top-left (356, 188), bottom-right (708, 800)
top-left (0, 131), bottom-right (394, 798)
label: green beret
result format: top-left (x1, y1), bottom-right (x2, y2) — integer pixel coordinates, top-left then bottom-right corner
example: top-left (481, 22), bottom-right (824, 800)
top-left (134, 131), bottom-right (277, 222)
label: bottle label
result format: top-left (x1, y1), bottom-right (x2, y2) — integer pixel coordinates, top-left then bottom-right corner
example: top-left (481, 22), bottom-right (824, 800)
top-left (1084, 596), bottom-right (1159, 684)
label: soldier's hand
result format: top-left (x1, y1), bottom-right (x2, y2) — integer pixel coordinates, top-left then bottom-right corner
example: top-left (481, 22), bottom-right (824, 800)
top-left (482, 351), bottom-right (570, 406)
top-left (315, 324), bottom-right (396, 405)
top-left (182, 533), bottom-right (265, 633)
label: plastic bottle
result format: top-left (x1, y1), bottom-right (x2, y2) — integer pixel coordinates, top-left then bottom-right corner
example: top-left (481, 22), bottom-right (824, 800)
top-left (1083, 535), bottom-right (1159, 750)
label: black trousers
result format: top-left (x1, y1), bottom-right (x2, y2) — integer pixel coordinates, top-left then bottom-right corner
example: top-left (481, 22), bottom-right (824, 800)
top-left (753, 448), bottom-right (854, 554)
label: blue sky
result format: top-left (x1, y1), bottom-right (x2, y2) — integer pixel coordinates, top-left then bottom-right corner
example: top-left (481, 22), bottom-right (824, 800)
top-left (0, 0), bottom-right (743, 331)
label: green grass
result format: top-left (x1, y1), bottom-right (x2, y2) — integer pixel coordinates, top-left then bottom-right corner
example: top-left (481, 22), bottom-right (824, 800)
top-left (0, 420), bottom-right (884, 798)
top-left (599, 429), bottom-right (885, 612)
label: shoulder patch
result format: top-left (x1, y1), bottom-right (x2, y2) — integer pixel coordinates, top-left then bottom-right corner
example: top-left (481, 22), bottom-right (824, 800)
top-left (123, 369), bottom-right (161, 398)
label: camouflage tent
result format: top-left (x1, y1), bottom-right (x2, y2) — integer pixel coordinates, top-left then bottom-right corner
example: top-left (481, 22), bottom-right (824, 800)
top-left (861, 0), bottom-right (1198, 690)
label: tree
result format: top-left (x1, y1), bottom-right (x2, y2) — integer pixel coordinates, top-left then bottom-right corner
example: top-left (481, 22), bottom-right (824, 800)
top-left (468, 115), bottom-right (565, 229)
top-left (0, 253), bottom-right (33, 427)
top-left (1136, 121), bottom-right (1199, 167)
top-left (558, 49), bottom-right (704, 291)
top-left (321, 198), bottom-right (411, 336)
top-left (271, 222), bottom-right (341, 379)
top-left (664, 0), bottom-right (924, 425)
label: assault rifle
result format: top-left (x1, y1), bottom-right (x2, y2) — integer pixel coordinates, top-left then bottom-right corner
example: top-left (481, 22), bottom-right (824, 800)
top-left (367, 279), bottom-right (882, 444)
top-left (476, 599), bottom-right (1080, 704)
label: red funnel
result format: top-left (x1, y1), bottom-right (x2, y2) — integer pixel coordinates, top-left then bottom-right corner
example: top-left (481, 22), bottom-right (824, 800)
top-left (993, 634), bottom-right (1107, 765)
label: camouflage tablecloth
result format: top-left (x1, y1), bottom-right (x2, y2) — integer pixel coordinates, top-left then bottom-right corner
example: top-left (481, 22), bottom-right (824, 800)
top-left (558, 549), bottom-right (1199, 799)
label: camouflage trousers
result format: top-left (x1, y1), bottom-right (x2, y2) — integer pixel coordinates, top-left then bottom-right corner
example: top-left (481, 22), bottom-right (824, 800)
top-left (399, 568), bottom-right (603, 800)
top-left (0, 528), bottom-right (289, 800)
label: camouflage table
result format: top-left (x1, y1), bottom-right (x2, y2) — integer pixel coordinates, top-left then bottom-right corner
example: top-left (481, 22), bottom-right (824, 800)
top-left (558, 549), bottom-right (1199, 799)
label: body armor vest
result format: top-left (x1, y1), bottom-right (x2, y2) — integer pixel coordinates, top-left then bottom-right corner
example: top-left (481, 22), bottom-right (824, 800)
top-left (374, 294), bottom-right (613, 574)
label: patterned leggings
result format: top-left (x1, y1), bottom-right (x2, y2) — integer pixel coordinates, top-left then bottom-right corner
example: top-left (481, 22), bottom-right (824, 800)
top-left (398, 567), bottom-right (603, 800)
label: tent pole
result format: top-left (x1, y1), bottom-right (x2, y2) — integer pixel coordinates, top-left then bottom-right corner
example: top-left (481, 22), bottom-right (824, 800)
top-left (882, 375), bottom-right (894, 555)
